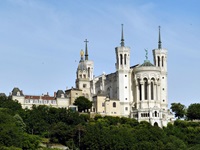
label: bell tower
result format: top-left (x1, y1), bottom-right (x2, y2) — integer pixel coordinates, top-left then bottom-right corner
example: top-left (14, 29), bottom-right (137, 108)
top-left (115, 24), bottom-right (131, 117)
top-left (153, 26), bottom-right (168, 109)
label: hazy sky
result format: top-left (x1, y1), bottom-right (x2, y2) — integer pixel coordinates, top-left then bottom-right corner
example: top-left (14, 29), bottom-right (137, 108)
top-left (0, 0), bottom-right (199, 106)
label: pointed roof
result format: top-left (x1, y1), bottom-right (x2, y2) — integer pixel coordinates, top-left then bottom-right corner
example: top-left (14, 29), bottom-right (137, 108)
top-left (158, 26), bottom-right (162, 49)
top-left (120, 24), bottom-right (125, 47)
top-left (84, 39), bottom-right (89, 60)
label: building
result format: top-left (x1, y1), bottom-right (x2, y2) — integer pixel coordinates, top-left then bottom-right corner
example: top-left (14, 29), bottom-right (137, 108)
top-left (11, 87), bottom-right (77, 110)
top-left (76, 25), bottom-right (172, 127)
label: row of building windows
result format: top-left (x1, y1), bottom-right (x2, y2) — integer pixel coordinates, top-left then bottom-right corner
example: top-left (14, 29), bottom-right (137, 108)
top-left (140, 111), bottom-right (159, 118)
top-left (25, 99), bottom-right (57, 104)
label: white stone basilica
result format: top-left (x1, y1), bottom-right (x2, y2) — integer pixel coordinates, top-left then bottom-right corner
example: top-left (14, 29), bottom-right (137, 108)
top-left (76, 25), bottom-right (172, 127)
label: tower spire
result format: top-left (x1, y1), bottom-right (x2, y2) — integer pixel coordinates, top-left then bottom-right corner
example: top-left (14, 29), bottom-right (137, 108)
top-left (158, 26), bottom-right (162, 49)
top-left (120, 24), bottom-right (125, 47)
top-left (84, 39), bottom-right (89, 60)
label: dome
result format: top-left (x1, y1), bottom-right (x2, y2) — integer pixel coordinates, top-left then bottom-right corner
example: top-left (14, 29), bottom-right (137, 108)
top-left (78, 60), bottom-right (87, 71)
top-left (140, 60), bottom-right (154, 67)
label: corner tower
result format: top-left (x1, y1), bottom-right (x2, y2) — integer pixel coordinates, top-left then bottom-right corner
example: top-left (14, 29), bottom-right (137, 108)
top-left (153, 26), bottom-right (168, 110)
top-left (115, 24), bottom-right (131, 117)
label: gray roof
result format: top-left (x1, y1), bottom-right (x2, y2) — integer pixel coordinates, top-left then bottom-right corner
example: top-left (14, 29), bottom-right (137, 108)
top-left (139, 60), bottom-right (154, 67)
top-left (56, 90), bottom-right (66, 98)
top-left (78, 60), bottom-right (87, 71)
top-left (12, 87), bottom-right (24, 96)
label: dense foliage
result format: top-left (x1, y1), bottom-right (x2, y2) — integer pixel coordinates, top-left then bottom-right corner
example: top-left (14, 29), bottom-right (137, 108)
top-left (170, 102), bottom-right (186, 119)
top-left (187, 103), bottom-right (200, 120)
top-left (74, 96), bottom-right (92, 112)
top-left (0, 95), bottom-right (200, 149)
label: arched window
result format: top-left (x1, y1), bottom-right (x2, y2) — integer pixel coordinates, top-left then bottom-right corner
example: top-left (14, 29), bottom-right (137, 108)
top-left (162, 56), bottom-right (164, 67)
top-left (113, 102), bottom-right (116, 108)
top-left (139, 82), bottom-right (142, 101)
top-left (151, 82), bottom-right (154, 100)
top-left (88, 67), bottom-right (90, 78)
top-left (124, 54), bottom-right (127, 65)
top-left (120, 54), bottom-right (123, 65)
top-left (155, 111), bottom-right (157, 117)
top-left (157, 56), bottom-right (160, 67)
top-left (144, 78), bottom-right (148, 100)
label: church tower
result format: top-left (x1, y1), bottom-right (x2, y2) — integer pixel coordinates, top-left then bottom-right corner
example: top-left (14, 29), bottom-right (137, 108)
top-left (75, 40), bottom-right (92, 100)
top-left (153, 26), bottom-right (168, 110)
top-left (115, 24), bottom-right (131, 117)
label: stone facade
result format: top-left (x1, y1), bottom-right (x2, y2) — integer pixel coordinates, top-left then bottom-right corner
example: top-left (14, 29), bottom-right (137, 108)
top-left (76, 26), bottom-right (173, 127)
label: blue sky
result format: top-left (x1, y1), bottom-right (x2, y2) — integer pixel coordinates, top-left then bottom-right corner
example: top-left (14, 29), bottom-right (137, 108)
top-left (0, 0), bottom-right (199, 107)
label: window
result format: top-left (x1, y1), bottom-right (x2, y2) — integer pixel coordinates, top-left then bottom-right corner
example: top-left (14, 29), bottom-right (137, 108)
top-left (17, 91), bottom-right (20, 96)
top-left (144, 78), bottom-right (148, 100)
top-left (155, 111), bottom-right (157, 117)
top-left (162, 56), bottom-right (164, 67)
top-left (162, 77), bottom-right (164, 79)
top-left (113, 102), bottom-right (116, 108)
top-left (151, 82), bottom-right (154, 100)
top-left (125, 107), bottom-right (128, 111)
top-left (125, 86), bottom-right (127, 89)
top-left (120, 54), bottom-right (123, 65)
top-left (83, 75), bottom-right (86, 78)
top-left (125, 75), bottom-right (127, 77)
top-left (163, 88), bottom-right (164, 91)
top-left (83, 84), bottom-right (87, 88)
top-left (157, 56), bottom-right (160, 67)
top-left (124, 54), bottom-right (127, 65)
top-left (139, 83), bottom-right (142, 100)
top-left (61, 94), bottom-right (64, 98)
top-left (125, 98), bottom-right (127, 100)
top-left (88, 67), bottom-right (90, 78)
top-left (25, 99), bottom-right (30, 103)
top-left (102, 103), bottom-right (105, 107)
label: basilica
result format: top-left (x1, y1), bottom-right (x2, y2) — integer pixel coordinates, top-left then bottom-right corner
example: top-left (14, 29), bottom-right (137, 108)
top-left (11, 25), bottom-right (173, 127)
top-left (75, 25), bottom-right (173, 127)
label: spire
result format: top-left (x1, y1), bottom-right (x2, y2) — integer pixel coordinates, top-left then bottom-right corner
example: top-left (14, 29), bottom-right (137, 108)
top-left (158, 26), bottom-right (162, 49)
top-left (84, 39), bottom-right (89, 60)
top-left (120, 24), bottom-right (125, 47)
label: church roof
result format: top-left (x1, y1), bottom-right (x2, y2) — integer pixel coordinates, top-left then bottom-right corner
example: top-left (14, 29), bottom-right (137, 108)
top-left (140, 60), bottom-right (154, 67)
top-left (78, 60), bottom-right (87, 71)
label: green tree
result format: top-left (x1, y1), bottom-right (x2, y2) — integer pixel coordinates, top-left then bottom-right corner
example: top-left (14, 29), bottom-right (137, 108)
top-left (170, 103), bottom-right (186, 119)
top-left (187, 103), bottom-right (200, 120)
top-left (74, 96), bottom-right (92, 112)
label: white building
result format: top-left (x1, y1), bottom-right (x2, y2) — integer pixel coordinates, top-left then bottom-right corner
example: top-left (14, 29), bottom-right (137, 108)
top-left (76, 25), bottom-right (172, 127)
top-left (11, 87), bottom-right (77, 110)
